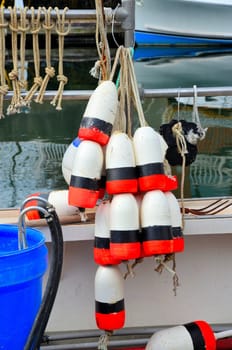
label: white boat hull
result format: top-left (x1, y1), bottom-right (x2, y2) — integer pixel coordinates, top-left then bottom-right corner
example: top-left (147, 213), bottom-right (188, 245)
top-left (135, 0), bottom-right (232, 45)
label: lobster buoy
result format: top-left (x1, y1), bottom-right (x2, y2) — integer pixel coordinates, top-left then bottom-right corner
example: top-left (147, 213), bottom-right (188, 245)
top-left (69, 140), bottom-right (103, 208)
top-left (165, 191), bottom-right (184, 253)
top-left (133, 126), bottom-right (175, 192)
top-left (62, 137), bottom-right (82, 185)
top-left (110, 193), bottom-right (141, 260)
top-left (106, 132), bottom-right (138, 195)
top-left (78, 81), bottom-right (118, 146)
top-left (141, 190), bottom-right (173, 256)
top-left (95, 265), bottom-right (125, 331)
top-left (24, 190), bottom-right (79, 220)
top-left (94, 201), bottom-right (121, 266)
top-left (146, 320), bottom-right (216, 350)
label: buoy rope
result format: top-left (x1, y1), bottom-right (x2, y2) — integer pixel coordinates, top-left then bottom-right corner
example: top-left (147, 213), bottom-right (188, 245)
top-left (94, 0), bottom-right (111, 81)
top-left (50, 7), bottom-right (70, 110)
top-left (7, 6), bottom-right (26, 115)
top-left (18, 6), bottom-right (29, 89)
top-left (35, 6), bottom-right (55, 104)
top-left (126, 47), bottom-right (147, 128)
top-left (98, 331), bottom-right (113, 350)
top-left (24, 6), bottom-right (42, 105)
top-left (0, 6), bottom-right (8, 118)
top-left (192, 84), bottom-right (207, 140)
top-left (154, 254), bottom-right (179, 296)
top-left (171, 122), bottom-right (187, 228)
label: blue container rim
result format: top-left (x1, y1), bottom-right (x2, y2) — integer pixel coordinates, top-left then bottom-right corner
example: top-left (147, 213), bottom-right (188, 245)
top-left (0, 224), bottom-right (46, 257)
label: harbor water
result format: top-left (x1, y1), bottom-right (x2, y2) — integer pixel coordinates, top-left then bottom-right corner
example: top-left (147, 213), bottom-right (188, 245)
top-left (0, 47), bottom-right (232, 208)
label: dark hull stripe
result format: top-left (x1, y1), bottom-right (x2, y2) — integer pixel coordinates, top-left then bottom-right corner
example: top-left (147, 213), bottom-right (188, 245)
top-left (184, 322), bottom-right (205, 350)
top-left (95, 299), bottom-right (124, 314)
top-left (137, 163), bottom-right (164, 176)
top-left (106, 167), bottom-right (137, 181)
top-left (80, 117), bottom-right (112, 135)
top-left (70, 175), bottom-right (99, 190)
top-left (111, 230), bottom-right (140, 243)
top-left (142, 226), bottom-right (172, 241)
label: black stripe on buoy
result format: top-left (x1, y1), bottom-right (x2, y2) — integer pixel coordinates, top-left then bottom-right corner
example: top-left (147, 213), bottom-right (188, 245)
top-left (94, 237), bottom-right (110, 249)
top-left (70, 175), bottom-right (99, 190)
top-left (80, 117), bottom-right (113, 136)
top-left (111, 230), bottom-right (140, 243)
top-left (184, 322), bottom-right (205, 350)
top-left (137, 163), bottom-right (164, 176)
top-left (95, 299), bottom-right (125, 314)
top-left (106, 167), bottom-right (137, 180)
top-left (172, 227), bottom-right (183, 238)
top-left (142, 226), bottom-right (172, 241)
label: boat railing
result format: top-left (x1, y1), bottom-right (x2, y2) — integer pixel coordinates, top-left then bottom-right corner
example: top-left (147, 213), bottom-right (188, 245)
top-left (4, 86), bottom-right (232, 100)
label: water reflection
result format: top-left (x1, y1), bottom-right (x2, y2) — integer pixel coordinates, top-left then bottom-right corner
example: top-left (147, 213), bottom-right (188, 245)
top-left (0, 48), bottom-right (232, 207)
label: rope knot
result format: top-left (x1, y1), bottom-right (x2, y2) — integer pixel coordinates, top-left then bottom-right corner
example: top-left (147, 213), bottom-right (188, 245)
top-left (0, 84), bottom-right (9, 96)
top-left (45, 66), bottom-right (55, 78)
top-left (9, 70), bottom-right (18, 80)
top-left (57, 74), bottom-right (68, 84)
top-left (34, 76), bottom-right (43, 86)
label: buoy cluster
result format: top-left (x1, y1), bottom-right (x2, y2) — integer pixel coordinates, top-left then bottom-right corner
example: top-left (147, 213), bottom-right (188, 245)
top-left (59, 79), bottom-right (185, 340)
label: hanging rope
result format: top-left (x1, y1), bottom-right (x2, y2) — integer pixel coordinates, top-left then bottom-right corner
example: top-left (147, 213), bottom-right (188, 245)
top-left (91, 0), bottom-right (111, 81)
top-left (171, 121), bottom-right (188, 227)
top-left (24, 6), bottom-right (42, 106)
top-left (18, 6), bottom-right (29, 90)
top-left (7, 6), bottom-right (26, 114)
top-left (50, 7), bottom-right (70, 111)
top-left (35, 7), bottom-right (55, 104)
top-left (0, 6), bottom-right (8, 118)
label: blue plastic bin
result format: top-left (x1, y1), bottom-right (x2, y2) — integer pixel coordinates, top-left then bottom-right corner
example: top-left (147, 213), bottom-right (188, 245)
top-left (0, 224), bottom-right (48, 349)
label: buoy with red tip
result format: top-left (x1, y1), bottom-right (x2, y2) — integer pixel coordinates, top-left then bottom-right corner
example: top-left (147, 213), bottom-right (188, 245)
top-left (105, 132), bottom-right (138, 195)
top-left (145, 320), bottom-right (216, 350)
top-left (110, 193), bottom-right (141, 260)
top-left (95, 265), bottom-right (125, 331)
top-left (78, 81), bottom-right (118, 146)
top-left (165, 191), bottom-right (184, 253)
top-left (24, 190), bottom-right (80, 220)
top-left (62, 137), bottom-right (82, 185)
top-left (94, 201), bottom-right (121, 266)
top-left (133, 126), bottom-right (177, 192)
top-left (68, 140), bottom-right (103, 208)
top-left (141, 190), bottom-right (173, 256)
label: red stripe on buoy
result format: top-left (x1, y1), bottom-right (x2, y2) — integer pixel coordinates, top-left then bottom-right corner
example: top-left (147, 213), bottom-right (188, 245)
top-left (142, 240), bottom-right (173, 256)
top-left (194, 320), bottom-right (216, 350)
top-left (173, 238), bottom-right (184, 252)
top-left (78, 127), bottom-right (109, 146)
top-left (94, 247), bottom-right (121, 265)
top-left (110, 242), bottom-right (141, 261)
top-left (95, 310), bottom-right (125, 331)
top-left (138, 174), bottom-right (178, 192)
top-left (106, 179), bottom-right (138, 195)
top-left (68, 186), bottom-right (99, 208)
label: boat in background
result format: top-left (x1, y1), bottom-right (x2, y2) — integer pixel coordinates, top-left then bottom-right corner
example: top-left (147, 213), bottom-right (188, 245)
top-left (135, 0), bottom-right (232, 46)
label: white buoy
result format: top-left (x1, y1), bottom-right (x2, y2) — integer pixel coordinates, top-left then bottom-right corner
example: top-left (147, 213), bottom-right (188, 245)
top-left (133, 126), bottom-right (177, 192)
top-left (78, 81), bottom-right (118, 145)
top-left (62, 137), bottom-right (82, 185)
top-left (25, 190), bottom-right (79, 220)
top-left (105, 132), bottom-right (138, 195)
top-left (68, 140), bottom-right (103, 208)
top-left (95, 265), bottom-right (125, 331)
top-left (165, 192), bottom-right (184, 253)
top-left (145, 321), bottom-right (216, 350)
top-left (110, 193), bottom-right (141, 260)
top-left (141, 190), bottom-right (173, 256)
top-left (94, 201), bottom-right (121, 265)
